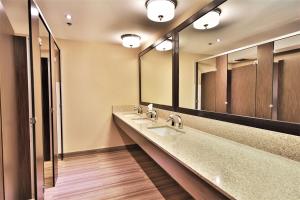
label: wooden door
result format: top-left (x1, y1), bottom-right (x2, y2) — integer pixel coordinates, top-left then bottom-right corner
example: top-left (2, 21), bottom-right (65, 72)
top-left (0, 4), bottom-right (32, 199)
top-left (231, 64), bottom-right (257, 116)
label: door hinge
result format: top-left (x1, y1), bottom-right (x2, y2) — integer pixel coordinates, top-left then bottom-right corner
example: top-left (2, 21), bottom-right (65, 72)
top-left (29, 117), bottom-right (36, 125)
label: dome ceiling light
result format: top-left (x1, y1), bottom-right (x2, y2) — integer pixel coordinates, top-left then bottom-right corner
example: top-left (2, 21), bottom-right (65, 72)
top-left (193, 9), bottom-right (221, 30)
top-left (156, 39), bottom-right (173, 51)
top-left (121, 34), bottom-right (141, 48)
top-left (146, 0), bottom-right (177, 22)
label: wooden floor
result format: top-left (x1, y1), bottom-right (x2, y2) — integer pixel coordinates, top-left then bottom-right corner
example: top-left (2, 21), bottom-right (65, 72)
top-left (45, 147), bottom-right (193, 200)
top-left (44, 161), bottom-right (53, 188)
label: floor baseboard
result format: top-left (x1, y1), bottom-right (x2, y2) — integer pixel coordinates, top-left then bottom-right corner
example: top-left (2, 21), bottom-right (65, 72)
top-left (58, 144), bottom-right (139, 159)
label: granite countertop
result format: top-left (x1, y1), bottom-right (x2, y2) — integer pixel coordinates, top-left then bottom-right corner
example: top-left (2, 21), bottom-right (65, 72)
top-left (113, 112), bottom-right (300, 200)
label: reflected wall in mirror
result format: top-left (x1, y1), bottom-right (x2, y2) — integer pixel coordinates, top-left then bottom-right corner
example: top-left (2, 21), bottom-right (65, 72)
top-left (273, 34), bottom-right (300, 124)
top-left (39, 17), bottom-right (54, 188)
top-left (228, 47), bottom-right (257, 117)
top-left (141, 37), bottom-right (173, 106)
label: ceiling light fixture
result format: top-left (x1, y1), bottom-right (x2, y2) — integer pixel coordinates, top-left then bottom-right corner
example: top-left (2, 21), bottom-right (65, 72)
top-left (193, 8), bottom-right (221, 30)
top-left (156, 39), bottom-right (173, 51)
top-left (146, 0), bottom-right (177, 22)
top-left (121, 34), bottom-right (141, 48)
top-left (65, 14), bottom-right (72, 20)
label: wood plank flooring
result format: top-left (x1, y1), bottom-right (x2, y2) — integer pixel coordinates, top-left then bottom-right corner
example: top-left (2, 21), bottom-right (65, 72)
top-left (45, 147), bottom-right (193, 200)
top-left (44, 161), bottom-right (53, 188)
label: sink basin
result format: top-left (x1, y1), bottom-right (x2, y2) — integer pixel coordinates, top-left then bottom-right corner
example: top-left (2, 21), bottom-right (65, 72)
top-left (147, 126), bottom-right (185, 136)
top-left (123, 113), bottom-right (141, 118)
top-left (132, 118), bottom-right (154, 124)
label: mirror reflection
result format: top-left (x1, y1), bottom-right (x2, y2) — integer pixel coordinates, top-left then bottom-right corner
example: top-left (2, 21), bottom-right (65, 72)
top-left (141, 37), bottom-right (173, 106)
top-left (39, 17), bottom-right (53, 188)
top-left (178, 0), bottom-right (300, 122)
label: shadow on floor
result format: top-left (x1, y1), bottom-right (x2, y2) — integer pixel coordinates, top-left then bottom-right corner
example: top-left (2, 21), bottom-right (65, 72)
top-left (127, 147), bottom-right (194, 200)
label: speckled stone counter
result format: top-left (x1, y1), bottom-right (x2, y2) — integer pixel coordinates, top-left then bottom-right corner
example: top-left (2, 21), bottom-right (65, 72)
top-left (113, 112), bottom-right (300, 200)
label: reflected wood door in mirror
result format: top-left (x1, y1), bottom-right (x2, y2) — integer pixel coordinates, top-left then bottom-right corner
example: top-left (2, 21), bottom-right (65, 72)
top-left (231, 64), bottom-right (256, 116)
top-left (277, 53), bottom-right (300, 123)
top-left (216, 55), bottom-right (228, 113)
top-left (201, 72), bottom-right (216, 111)
top-left (256, 42), bottom-right (274, 119)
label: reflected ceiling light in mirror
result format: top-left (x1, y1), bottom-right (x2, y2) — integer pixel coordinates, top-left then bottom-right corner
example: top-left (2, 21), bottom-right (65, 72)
top-left (193, 9), bottom-right (221, 30)
top-left (156, 39), bottom-right (172, 51)
top-left (65, 14), bottom-right (72, 20)
top-left (146, 0), bottom-right (177, 22)
top-left (65, 14), bottom-right (72, 26)
top-left (121, 34), bottom-right (141, 48)
top-left (31, 7), bottom-right (39, 16)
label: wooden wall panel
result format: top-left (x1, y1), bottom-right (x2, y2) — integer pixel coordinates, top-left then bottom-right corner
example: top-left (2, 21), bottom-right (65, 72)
top-left (201, 72), bottom-right (216, 111)
top-left (215, 55), bottom-right (228, 113)
top-left (0, 93), bottom-right (3, 200)
top-left (0, 6), bottom-right (31, 199)
top-left (231, 64), bottom-right (256, 117)
top-left (277, 54), bottom-right (300, 123)
top-left (256, 42), bottom-right (274, 119)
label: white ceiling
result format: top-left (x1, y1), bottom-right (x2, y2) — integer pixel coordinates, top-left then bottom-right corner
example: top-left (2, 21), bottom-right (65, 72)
top-left (180, 0), bottom-right (300, 56)
top-left (35, 0), bottom-right (203, 45)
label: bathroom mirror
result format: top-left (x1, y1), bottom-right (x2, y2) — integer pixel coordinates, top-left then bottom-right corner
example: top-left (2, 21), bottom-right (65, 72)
top-left (273, 34), bottom-right (300, 124)
top-left (39, 17), bottom-right (54, 188)
top-left (178, 0), bottom-right (300, 120)
top-left (140, 37), bottom-right (173, 106)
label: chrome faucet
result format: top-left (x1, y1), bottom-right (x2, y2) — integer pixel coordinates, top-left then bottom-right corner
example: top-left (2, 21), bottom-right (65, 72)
top-left (167, 114), bottom-right (183, 129)
top-left (134, 105), bottom-right (143, 114)
top-left (146, 110), bottom-right (158, 120)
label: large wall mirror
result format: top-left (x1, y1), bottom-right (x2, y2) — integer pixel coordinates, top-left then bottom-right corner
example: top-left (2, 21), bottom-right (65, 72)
top-left (177, 0), bottom-right (300, 124)
top-left (140, 37), bottom-right (173, 107)
top-left (139, 0), bottom-right (300, 135)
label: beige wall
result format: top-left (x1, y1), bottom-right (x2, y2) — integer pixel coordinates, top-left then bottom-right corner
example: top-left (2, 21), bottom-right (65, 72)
top-left (58, 39), bottom-right (138, 153)
top-left (141, 49), bottom-right (172, 105)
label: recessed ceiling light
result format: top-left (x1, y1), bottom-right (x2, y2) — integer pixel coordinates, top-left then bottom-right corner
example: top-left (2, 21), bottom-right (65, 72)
top-left (217, 38), bottom-right (221, 42)
top-left (156, 39), bottom-right (172, 51)
top-left (146, 0), bottom-right (177, 22)
top-left (65, 14), bottom-right (72, 20)
top-left (193, 9), bottom-right (221, 30)
top-left (121, 34), bottom-right (141, 48)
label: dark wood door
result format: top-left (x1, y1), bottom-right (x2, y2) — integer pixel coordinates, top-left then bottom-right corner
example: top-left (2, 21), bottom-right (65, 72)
top-left (0, 6), bottom-right (32, 199)
top-left (201, 71), bottom-right (216, 111)
top-left (231, 64), bottom-right (257, 116)
top-left (277, 53), bottom-right (300, 123)
top-left (41, 58), bottom-right (51, 162)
